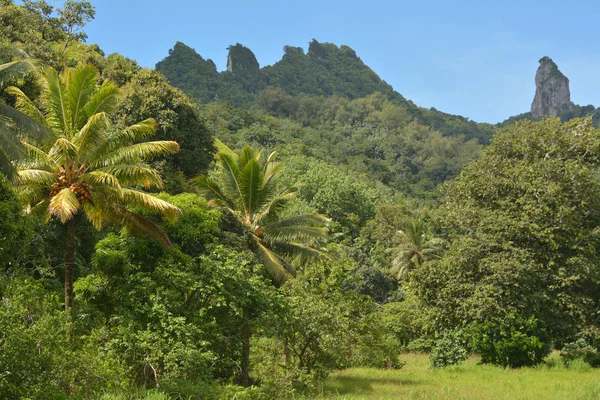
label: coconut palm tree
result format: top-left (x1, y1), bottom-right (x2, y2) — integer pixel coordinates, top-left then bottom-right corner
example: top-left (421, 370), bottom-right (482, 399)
top-left (193, 145), bottom-right (330, 284)
top-left (6, 64), bottom-right (181, 313)
top-left (388, 218), bottom-right (443, 281)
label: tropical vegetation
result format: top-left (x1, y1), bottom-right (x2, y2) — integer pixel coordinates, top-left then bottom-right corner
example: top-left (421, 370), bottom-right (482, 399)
top-left (0, 1), bottom-right (599, 399)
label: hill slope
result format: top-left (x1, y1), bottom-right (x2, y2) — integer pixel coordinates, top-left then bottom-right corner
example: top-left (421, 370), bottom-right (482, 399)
top-left (156, 40), bottom-right (495, 144)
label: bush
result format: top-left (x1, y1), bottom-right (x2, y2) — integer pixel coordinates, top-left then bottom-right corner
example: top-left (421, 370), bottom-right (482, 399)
top-left (429, 330), bottom-right (468, 368)
top-left (561, 327), bottom-right (600, 367)
top-left (378, 294), bottom-right (428, 347)
top-left (0, 277), bottom-right (128, 400)
top-left (472, 314), bottom-right (551, 368)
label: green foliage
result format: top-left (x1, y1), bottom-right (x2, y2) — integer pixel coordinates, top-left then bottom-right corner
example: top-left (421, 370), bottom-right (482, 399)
top-left (194, 145), bottom-right (331, 284)
top-left (116, 68), bottom-right (215, 181)
top-left (471, 314), bottom-right (550, 368)
top-left (277, 155), bottom-right (385, 238)
top-left (0, 175), bottom-right (31, 268)
top-left (274, 258), bottom-right (401, 385)
top-left (414, 118), bottom-right (600, 364)
top-left (199, 94), bottom-right (484, 199)
top-left (76, 193), bottom-right (279, 386)
top-left (388, 218), bottom-right (444, 281)
top-left (344, 266), bottom-right (398, 304)
top-left (0, 276), bottom-right (128, 399)
top-left (155, 41), bottom-right (222, 105)
top-left (429, 329), bottom-right (469, 368)
top-left (561, 327), bottom-right (600, 367)
top-left (378, 293), bottom-right (429, 347)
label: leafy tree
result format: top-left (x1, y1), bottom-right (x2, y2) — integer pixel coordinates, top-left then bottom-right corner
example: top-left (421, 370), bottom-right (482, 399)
top-left (194, 145), bottom-right (330, 284)
top-left (387, 218), bottom-right (443, 281)
top-left (116, 69), bottom-right (215, 183)
top-left (414, 118), bottom-right (600, 365)
top-left (57, 1), bottom-right (95, 51)
top-left (7, 64), bottom-right (180, 313)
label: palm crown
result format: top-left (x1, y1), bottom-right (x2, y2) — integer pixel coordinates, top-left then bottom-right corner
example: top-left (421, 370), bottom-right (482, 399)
top-left (194, 145), bottom-right (331, 284)
top-left (388, 218), bottom-right (443, 281)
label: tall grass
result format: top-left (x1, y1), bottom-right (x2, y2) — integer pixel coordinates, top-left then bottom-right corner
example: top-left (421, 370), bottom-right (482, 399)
top-left (313, 353), bottom-right (600, 400)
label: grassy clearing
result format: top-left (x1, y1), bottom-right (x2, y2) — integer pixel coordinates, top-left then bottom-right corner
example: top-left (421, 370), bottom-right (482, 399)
top-left (311, 353), bottom-right (600, 400)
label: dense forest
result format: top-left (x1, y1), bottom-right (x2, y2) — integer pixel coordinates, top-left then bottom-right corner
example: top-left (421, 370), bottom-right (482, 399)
top-left (0, 1), bottom-right (599, 399)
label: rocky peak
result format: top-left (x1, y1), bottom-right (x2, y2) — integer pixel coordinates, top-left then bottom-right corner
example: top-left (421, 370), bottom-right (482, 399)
top-left (531, 56), bottom-right (573, 118)
top-left (226, 43), bottom-right (259, 74)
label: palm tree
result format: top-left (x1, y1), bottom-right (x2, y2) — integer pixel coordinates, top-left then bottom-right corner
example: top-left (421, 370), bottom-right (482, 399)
top-left (6, 64), bottom-right (181, 313)
top-left (388, 218), bottom-right (443, 281)
top-left (193, 145), bottom-right (330, 285)
top-left (0, 48), bottom-right (49, 178)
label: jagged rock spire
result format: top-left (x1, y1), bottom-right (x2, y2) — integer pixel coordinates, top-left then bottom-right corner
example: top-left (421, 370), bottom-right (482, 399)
top-left (531, 56), bottom-right (573, 118)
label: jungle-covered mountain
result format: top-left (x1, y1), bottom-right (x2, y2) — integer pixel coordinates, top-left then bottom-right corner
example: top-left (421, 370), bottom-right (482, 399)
top-left (157, 41), bottom-right (495, 144)
top-left (156, 41), bottom-right (491, 196)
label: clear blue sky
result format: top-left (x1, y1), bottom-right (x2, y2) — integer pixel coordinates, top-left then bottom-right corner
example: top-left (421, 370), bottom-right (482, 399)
top-left (83, 0), bottom-right (600, 123)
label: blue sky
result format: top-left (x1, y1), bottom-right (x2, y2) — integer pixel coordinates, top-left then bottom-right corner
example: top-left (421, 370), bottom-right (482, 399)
top-left (83, 0), bottom-right (600, 123)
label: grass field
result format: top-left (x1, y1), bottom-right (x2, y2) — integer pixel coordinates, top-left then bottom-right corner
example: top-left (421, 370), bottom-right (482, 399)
top-left (311, 353), bottom-right (600, 400)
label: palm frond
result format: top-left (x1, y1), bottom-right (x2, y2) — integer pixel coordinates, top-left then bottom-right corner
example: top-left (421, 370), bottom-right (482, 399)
top-left (121, 188), bottom-right (181, 221)
top-left (0, 60), bottom-right (40, 89)
top-left (93, 141), bottom-right (179, 167)
top-left (43, 67), bottom-right (71, 135)
top-left (82, 170), bottom-right (122, 193)
top-left (83, 80), bottom-right (119, 117)
top-left (269, 240), bottom-right (326, 261)
top-left (192, 174), bottom-right (233, 208)
top-left (0, 117), bottom-right (25, 161)
top-left (264, 225), bottom-right (329, 243)
top-left (0, 47), bottom-right (30, 60)
top-left (217, 152), bottom-right (245, 211)
top-left (66, 64), bottom-right (98, 129)
top-left (48, 137), bottom-right (77, 166)
top-left (0, 150), bottom-right (14, 178)
top-left (239, 157), bottom-right (263, 217)
top-left (267, 213), bottom-right (331, 228)
top-left (238, 145), bottom-right (260, 169)
top-left (253, 236), bottom-right (295, 285)
top-left (73, 111), bottom-right (109, 156)
top-left (49, 187), bottom-right (79, 223)
top-left (96, 164), bottom-right (163, 188)
top-left (253, 190), bottom-right (297, 225)
top-left (83, 198), bottom-right (172, 249)
top-left (20, 141), bottom-right (53, 169)
top-left (4, 86), bottom-right (47, 127)
top-left (0, 102), bottom-right (52, 145)
top-left (17, 168), bottom-right (55, 186)
top-left (116, 118), bottom-right (156, 143)
top-left (263, 151), bottom-right (278, 172)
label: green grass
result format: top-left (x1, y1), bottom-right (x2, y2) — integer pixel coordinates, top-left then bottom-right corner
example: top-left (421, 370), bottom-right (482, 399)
top-left (311, 353), bottom-right (600, 400)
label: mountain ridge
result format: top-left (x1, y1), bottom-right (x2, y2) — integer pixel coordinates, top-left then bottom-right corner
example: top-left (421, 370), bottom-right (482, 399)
top-left (156, 39), bottom-right (495, 144)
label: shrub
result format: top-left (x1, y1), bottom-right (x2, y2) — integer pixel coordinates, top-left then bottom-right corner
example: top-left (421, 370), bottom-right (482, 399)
top-left (472, 314), bottom-right (551, 368)
top-left (561, 327), bottom-right (600, 367)
top-left (429, 330), bottom-right (468, 368)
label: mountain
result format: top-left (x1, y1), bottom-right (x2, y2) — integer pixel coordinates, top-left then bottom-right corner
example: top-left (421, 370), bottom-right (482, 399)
top-left (156, 40), bottom-right (495, 144)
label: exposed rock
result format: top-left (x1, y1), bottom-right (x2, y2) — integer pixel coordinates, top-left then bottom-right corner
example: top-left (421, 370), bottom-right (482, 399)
top-left (531, 56), bottom-right (574, 118)
top-left (226, 43), bottom-right (259, 74)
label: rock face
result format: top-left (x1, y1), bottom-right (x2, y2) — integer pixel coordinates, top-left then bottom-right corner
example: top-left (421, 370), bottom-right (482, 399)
top-left (531, 56), bottom-right (573, 118)
top-left (226, 43), bottom-right (259, 74)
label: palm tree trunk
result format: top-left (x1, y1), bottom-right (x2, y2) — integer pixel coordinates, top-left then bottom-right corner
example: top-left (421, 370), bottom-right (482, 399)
top-left (65, 217), bottom-right (77, 313)
top-left (238, 311), bottom-right (251, 387)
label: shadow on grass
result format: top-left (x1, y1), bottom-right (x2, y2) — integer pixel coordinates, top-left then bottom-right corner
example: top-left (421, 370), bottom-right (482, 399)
top-left (322, 375), bottom-right (419, 395)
